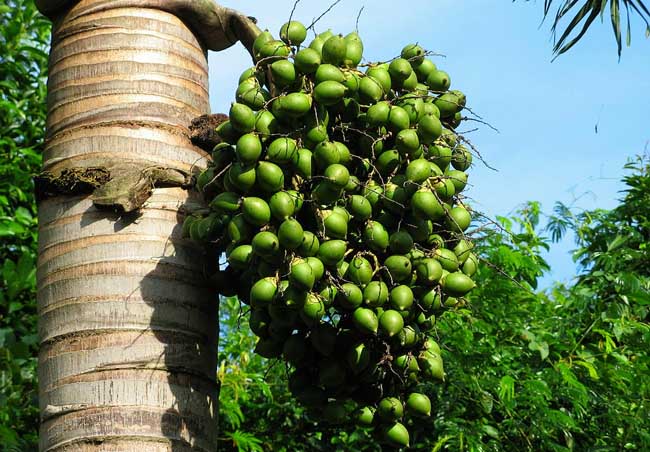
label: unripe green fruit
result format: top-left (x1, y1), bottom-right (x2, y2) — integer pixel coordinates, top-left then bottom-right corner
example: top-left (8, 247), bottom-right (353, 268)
top-left (401, 43), bottom-right (425, 66)
top-left (435, 248), bottom-right (460, 272)
top-left (348, 256), bottom-right (374, 286)
top-left (252, 231), bottom-right (280, 258)
top-left (355, 406), bottom-right (375, 426)
top-left (406, 393), bottom-right (431, 417)
top-left (363, 221), bottom-right (389, 252)
top-left (334, 141), bottom-right (351, 164)
top-left (269, 191), bottom-right (295, 220)
top-left (252, 30), bottom-right (273, 55)
top-left (270, 59), bottom-right (296, 87)
top-left (395, 129), bottom-right (420, 155)
top-left (379, 310), bottom-right (404, 337)
top-left (236, 85), bottom-right (270, 110)
top-left (427, 69), bottom-right (451, 92)
top-left (411, 189), bottom-right (444, 221)
top-left (337, 282), bottom-right (363, 310)
top-left (318, 240), bottom-right (347, 266)
top-left (390, 285), bottom-right (414, 310)
top-left (236, 133), bottom-right (262, 163)
top-left (389, 58), bottom-right (413, 83)
top-left (363, 181), bottom-right (383, 208)
top-left (322, 210), bottom-right (348, 239)
top-left (401, 69), bottom-right (418, 90)
top-left (447, 169), bottom-right (468, 193)
top-left (382, 183), bottom-right (408, 215)
top-left (381, 422), bottom-right (410, 448)
top-left (315, 63), bottom-right (345, 84)
top-left (446, 205), bottom-right (472, 232)
top-left (366, 101), bottom-right (391, 126)
top-left (256, 161), bottom-right (284, 193)
top-left (290, 260), bottom-right (315, 291)
top-left (397, 324), bottom-right (419, 347)
top-left (414, 58), bottom-right (437, 82)
top-left (462, 253), bottom-right (479, 277)
top-left (313, 141), bottom-right (340, 168)
top-left (278, 218), bottom-right (304, 250)
top-left (313, 80), bottom-right (347, 107)
top-left (428, 145), bottom-right (452, 170)
top-left (250, 277), bottom-right (278, 307)
top-left (398, 95), bottom-right (425, 123)
top-left (415, 258), bottom-right (443, 285)
top-left (273, 92), bottom-right (312, 119)
top-left (442, 271), bottom-right (476, 297)
top-left (229, 103), bottom-right (256, 132)
top-left (366, 67), bottom-right (391, 94)
top-left (363, 281), bottom-right (389, 307)
top-left (257, 40), bottom-right (291, 62)
top-left (305, 257), bottom-right (325, 281)
top-left (348, 195), bottom-right (372, 220)
top-left (267, 137), bottom-right (298, 164)
top-left (345, 342), bottom-right (370, 374)
top-left (376, 149), bottom-right (401, 176)
top-left (209, 192), bottom-right (240, 213)
top-left (435, 91), bottom-right (463, 118)
top-left (324, 163), bottom-right (350, 188)
top-left (419, 350), bottom-right (445, 381)
top-left (454, 239), bottom-right (474, 264)
top-left (431, 176), bottom-right (456, 200)
top-left (294, 47), bottom-right (321, 73)
top-left (389, 230), bottom-right (414, 254)
top-left (405, 158), bottom-right (432, 184)
top-left (227, 163), bottom-right (256, 193)
top-left (417, 312), bottom-right (436, 331)
top-left (241, 197), bottom-right (271, 227)
top-left (359, 76), bottom-right (384, 103)
top-left (451, 145), bottom-right (473, 171)
top-left (297, 230), bottom-right (320, 257)
top-left (387, 105), bottom-right (410, 131)
top-left (322, 34), bottom-right (347, 65)
top-left (423, 101), bottom-right (441, 118)
top-left (377, 397), bottom-right (404, 421)
top-left (308, 36), bottom-right (325, 55)
top-left (320, 286), bottom-right (337, 307)
top-left (280, 20), bottom-right (307, 45)
top-left (227, 244), bottom-right (253, 270)
top-left (301, 293), bottom-right (325, 325)
top-left (291, 148), bottom-right (312, 179)
top-left (352, 307), bottom-right (379, 334)
top-left (227, 214), bottom-right (251, 244)
top-left (343, 31), bottom-right (364, 67)
top-left (254, 110), bottom-right (277, 140)
top-left (418, 113), bottom-right (443, 143)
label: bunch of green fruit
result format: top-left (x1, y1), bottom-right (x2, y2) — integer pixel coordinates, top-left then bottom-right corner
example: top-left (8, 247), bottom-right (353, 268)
top-left (185, 20), bottom-right (478, 448)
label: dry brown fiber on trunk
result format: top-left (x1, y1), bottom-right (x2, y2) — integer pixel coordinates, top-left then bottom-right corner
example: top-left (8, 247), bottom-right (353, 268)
top-left (35, 1), bottom-right (259, 450)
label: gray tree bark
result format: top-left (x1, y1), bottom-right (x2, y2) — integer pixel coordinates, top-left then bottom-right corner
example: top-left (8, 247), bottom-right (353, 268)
top-left (35, 1), bottom-right (259, 450)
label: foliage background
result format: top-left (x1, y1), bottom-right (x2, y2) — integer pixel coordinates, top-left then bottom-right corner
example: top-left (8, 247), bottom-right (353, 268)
top-left (0, 1), bottom-right (48, 449)
top-left (1, 2), bottom-right (648, 451)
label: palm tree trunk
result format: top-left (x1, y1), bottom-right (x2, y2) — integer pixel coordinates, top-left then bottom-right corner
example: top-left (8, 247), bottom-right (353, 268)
top-left (36, 2), bottom-right (241, 450)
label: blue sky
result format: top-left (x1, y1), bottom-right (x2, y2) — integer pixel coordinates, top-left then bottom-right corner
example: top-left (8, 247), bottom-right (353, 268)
top-left (208, 0), bottom-right (650, 287)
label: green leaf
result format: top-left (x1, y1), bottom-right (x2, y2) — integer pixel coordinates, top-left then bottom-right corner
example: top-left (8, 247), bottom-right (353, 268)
top-left (574, 360), bottom-right (600, 379)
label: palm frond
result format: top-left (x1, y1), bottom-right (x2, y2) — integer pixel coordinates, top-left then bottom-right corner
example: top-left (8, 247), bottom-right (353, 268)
top-left (520, 0), bottom-right (650, 57)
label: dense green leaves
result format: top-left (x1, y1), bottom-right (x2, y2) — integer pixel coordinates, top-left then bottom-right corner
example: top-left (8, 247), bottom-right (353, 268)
top-left (0, 1), bottom-right (49, 450)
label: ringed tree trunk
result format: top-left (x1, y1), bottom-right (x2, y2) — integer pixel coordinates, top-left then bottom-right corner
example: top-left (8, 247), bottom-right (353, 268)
top-left (35, 1), bottom-right (259, 450)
